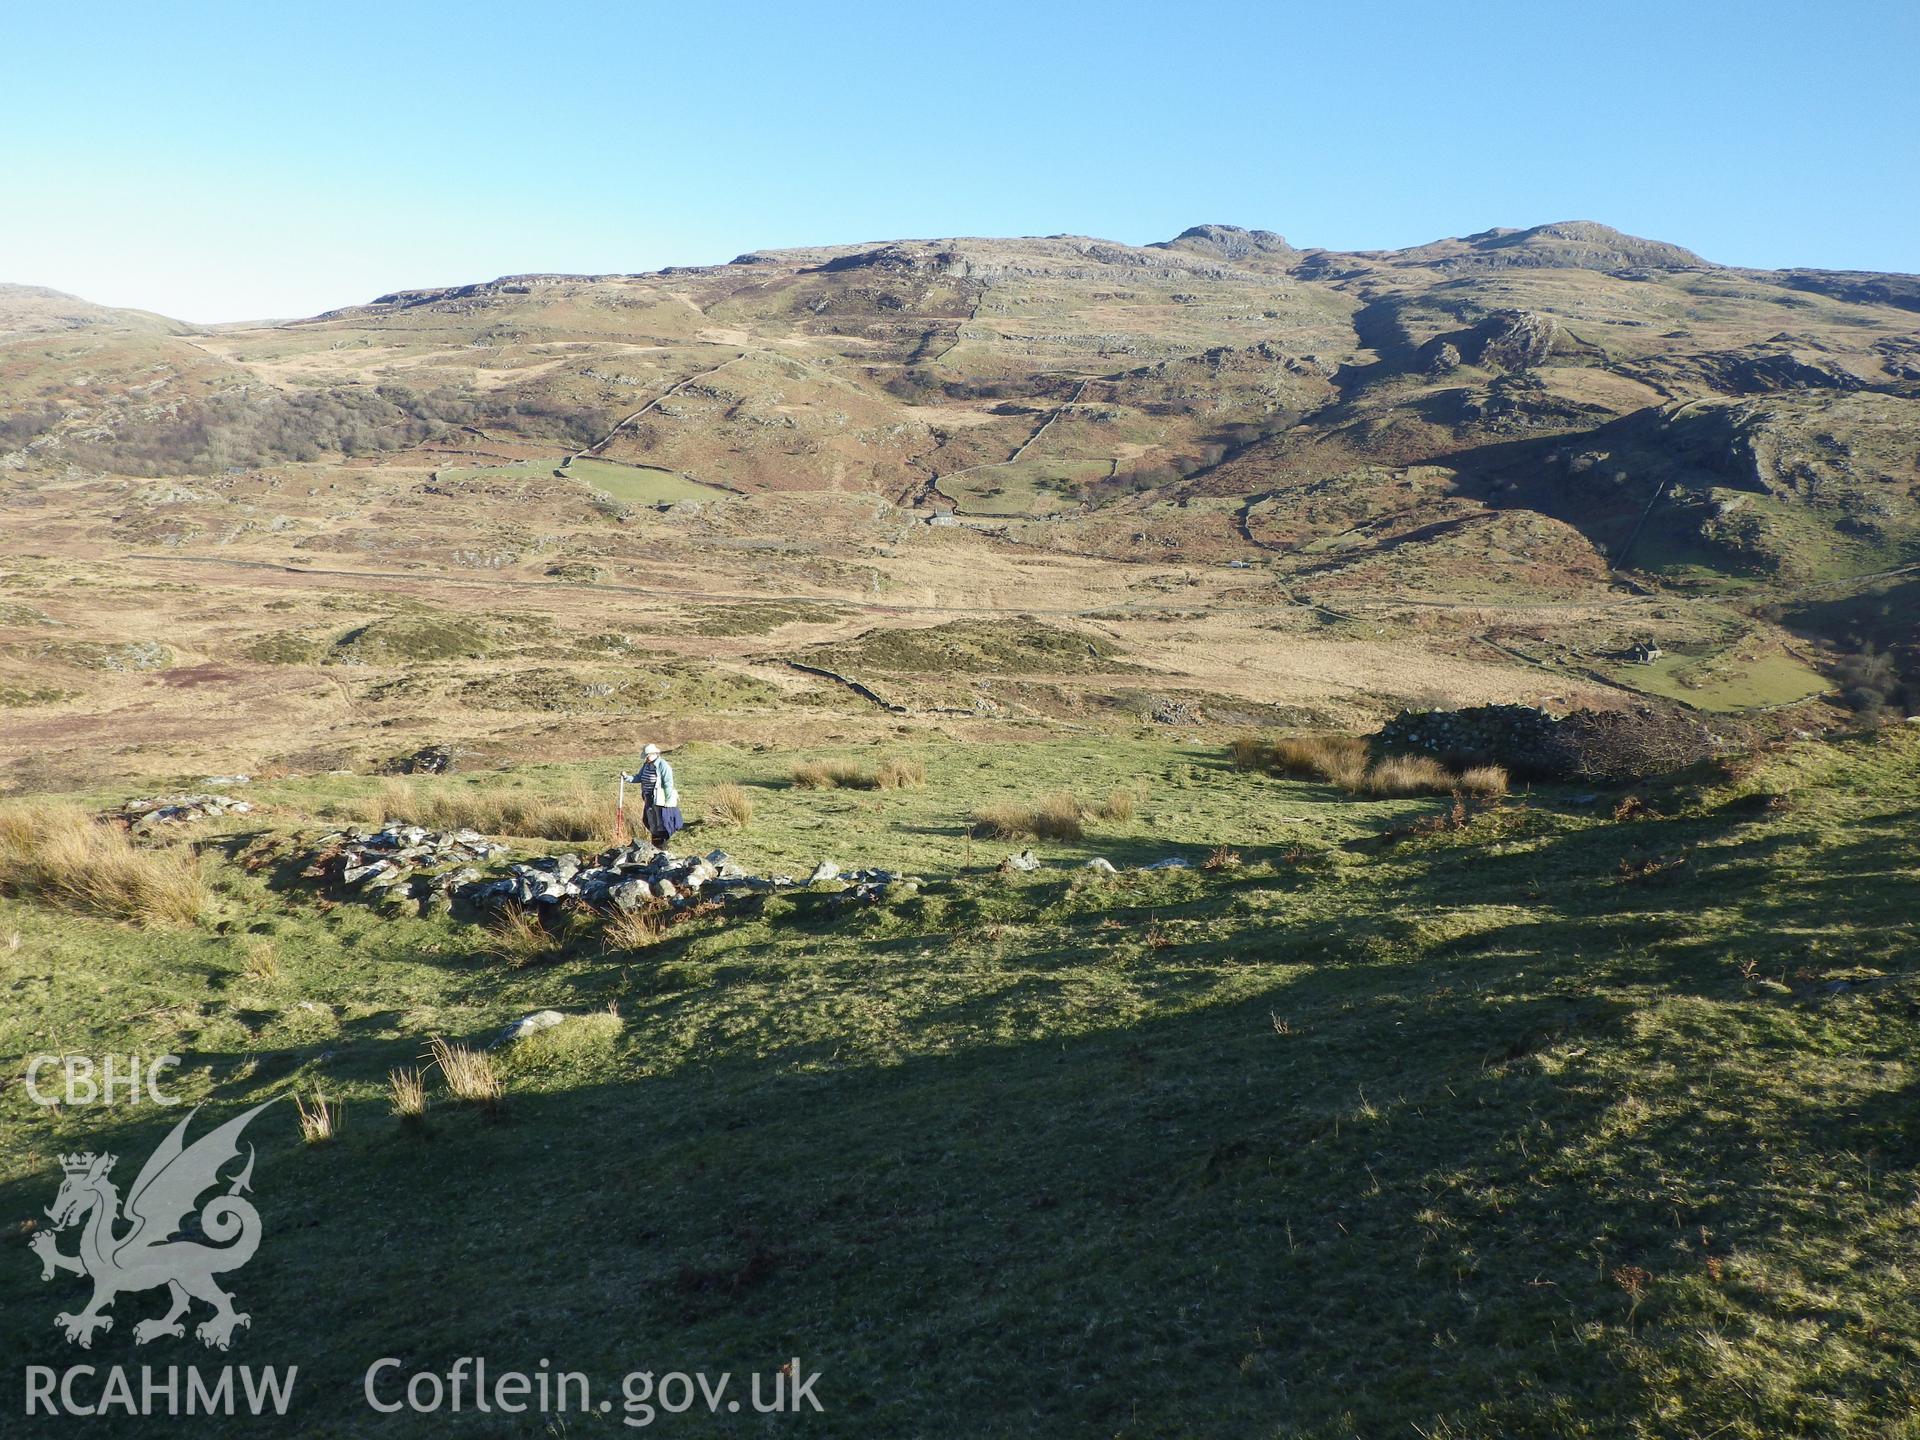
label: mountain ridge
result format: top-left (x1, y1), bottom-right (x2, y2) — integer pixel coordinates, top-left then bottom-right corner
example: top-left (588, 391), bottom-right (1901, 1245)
top-left (1, 218), bottom-right (1914, 711)
top-left (13, 219), bottom-right (1861, 330)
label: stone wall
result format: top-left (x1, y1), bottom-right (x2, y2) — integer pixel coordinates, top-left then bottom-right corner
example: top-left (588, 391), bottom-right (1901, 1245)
top-left (1376, 703), bottom-right (1725, 784)
top-left (1374, 705), bottom-right (1566, 776)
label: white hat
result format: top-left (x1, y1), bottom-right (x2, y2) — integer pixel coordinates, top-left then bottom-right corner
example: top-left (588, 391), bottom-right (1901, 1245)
top-left (643, 743), bottom-right (660, 757)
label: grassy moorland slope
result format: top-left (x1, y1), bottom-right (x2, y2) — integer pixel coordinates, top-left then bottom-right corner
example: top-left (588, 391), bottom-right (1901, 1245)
top-left (3, 729), bottom-right (1918, 1435)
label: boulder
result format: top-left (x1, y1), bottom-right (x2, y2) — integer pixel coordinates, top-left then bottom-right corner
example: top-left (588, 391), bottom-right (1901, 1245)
top-left (611, 878), bottom-right (654, 910)
top-left (492, 1010), bottom-right (567, 1047)
top-left (808, 860), bottom-right (842, 884)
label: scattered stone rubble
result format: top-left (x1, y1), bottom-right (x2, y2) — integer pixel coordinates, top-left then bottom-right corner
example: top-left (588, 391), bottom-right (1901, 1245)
top-left (119, 793), bottom-right (254, 832)
top-left (299, 824), bottom-right (1204, 923)
top-left (306, 824), bottom-right (508, 914)
top-left (1151, 698), bottom-right (1205, 726)
top-left (303, 825), bottom-right (922, 916)
top-left (381, 744), bottom-right (458, 775)
top-left (1004, 849), bottom-right (1185, 876)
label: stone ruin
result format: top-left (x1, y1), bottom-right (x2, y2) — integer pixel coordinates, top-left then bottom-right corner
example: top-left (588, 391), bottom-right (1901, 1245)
top-left (119, 793), bottom-right (254, 833)
top-left (299, 821), bottom-right (1201, 929)
top-left (1377, 702), bottom-right (1724, 783)
top-left (1375, 704), bottom-right (1564, 774)
top-left (303, 823), bottom-right (921, 918)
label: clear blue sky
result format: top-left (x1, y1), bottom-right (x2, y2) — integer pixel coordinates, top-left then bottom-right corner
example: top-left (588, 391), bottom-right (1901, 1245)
top-left (4, 0), bottom-right (1915, 321)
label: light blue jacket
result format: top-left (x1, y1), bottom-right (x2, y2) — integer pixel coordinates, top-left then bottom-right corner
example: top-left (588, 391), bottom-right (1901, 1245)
top-left (628, 756), bottom-right (678, 809)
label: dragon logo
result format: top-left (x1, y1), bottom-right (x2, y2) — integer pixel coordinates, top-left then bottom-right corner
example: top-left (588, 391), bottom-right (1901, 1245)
top-left (30, 1100), bottom-right (277, 1350)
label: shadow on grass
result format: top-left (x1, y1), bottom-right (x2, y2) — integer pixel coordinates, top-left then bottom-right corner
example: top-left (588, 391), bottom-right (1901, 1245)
top-left (0, 965), bottom-right (1663, 1438)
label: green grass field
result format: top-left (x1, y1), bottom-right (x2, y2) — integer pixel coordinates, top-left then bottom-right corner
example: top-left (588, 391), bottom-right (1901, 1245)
top-left (433, 457), bottom-right (721, 505)
top-left (943, 458), bottom-right (1114, 517)
top-left (564, 457), bottom-right (721, 505)
top-left (4, 731), bottom-right (1919, 1435)
top-left (1604, 649), bottom-right (1832, 711)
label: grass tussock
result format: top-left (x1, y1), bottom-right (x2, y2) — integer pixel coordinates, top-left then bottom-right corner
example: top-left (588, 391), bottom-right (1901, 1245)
top-left (369, 776), bottom-right (608, 842)
top-left (427, 1036), bottom-right (504, 1107)
top-left (791, 758), bottom-right (868, 790)
top-left (1229, 734), bottom-right (1270, 770)
top-left (874, 757), bottom-right (927, 791)
top-left (971, 790), bottom-right (1085, 842)
top-left (294, 1087), bottom-right (340, 1144)
top-left (968, 803), bottom-right (1030, 841)
top-left (794, 756), bottom-right (925, 791)
top-left (706, 782), bottom-right (755, 827)
top-left (1241, 735), bottom-right (1506, 799)
top-left (0, 800), bottom-right (207, 926)
top-left (1359, 754), bottom-right (1454, 796)
top-left (602, 903), bottom-right (668, 951)
top-left (1032, 791), bottom-right (1086, 840)
top-left (1095, 787), bottom-right (1135, 822)
top-left (1268, 735), bottom-right (1372, 789)
top-left (788, 760), bottom-right (832, 790)
top-left (1454, 764), bottom-right (1510, 798)
top-left (387, 1067), bottom-right (428, 1120)
top-left (484, 905), bottom-right (559, 965)
top-left (241, 937), bottom-right (280, 984)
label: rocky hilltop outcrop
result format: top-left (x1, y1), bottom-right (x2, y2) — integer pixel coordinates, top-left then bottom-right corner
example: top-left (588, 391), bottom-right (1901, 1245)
top-left (1151, 224), bottom-right (1300, 266)
top-left (1392, 221), bottom-right (1713, 273)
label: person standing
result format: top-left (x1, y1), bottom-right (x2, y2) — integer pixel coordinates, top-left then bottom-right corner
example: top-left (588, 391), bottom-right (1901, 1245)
top-left (630, 742), bottom-right (683, 849)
